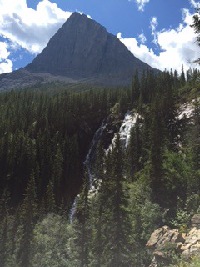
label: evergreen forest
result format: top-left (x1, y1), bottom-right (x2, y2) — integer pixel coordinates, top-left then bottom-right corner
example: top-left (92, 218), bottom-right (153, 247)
top-left (0, 66), bottom-right (199, 266)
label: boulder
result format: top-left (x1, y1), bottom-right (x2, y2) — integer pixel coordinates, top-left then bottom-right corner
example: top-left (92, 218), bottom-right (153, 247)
top-left (146, 226), bottom-right (185, 250)
top-left (181, 228), bottom-right (200, 259)
top-left (147, 214), bottom-right (200, 266)
top-left (191, 214), bottom-right (200, 229)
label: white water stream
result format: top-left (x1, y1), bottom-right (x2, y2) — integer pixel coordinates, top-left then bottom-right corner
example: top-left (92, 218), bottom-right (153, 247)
top-left (69, 120), bottom-right (107, 222)
top-left (69, 111), bottom-right (140, 222)
top-left (107, 111), bottom-right (140, 152)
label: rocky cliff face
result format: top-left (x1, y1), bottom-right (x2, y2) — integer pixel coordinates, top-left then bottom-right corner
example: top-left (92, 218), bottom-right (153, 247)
top-left (0, 12), bottom-right (158, 90)
top-left (25, 12), bottom-right (154, 86)
top-left (147, 214), bottom-right (200, 267)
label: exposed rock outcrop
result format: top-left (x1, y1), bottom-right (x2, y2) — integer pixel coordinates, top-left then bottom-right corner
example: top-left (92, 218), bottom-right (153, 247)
top-left (191, 214), bottom-right (200, 228)
top-left (147, 214), bottom-right (200, 267)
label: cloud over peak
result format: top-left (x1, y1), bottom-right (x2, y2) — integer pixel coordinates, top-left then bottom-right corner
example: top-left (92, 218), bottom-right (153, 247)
top-left (118, 8), bottom-right (199, 72)
top-left (0, 0), bottom-right (72, 54)
top-left (0, 42), bottom-right (12, 73)
top-left (138, 33), bottom-right (147, 44)
top-left (0, 0), bottom-right (199, 75)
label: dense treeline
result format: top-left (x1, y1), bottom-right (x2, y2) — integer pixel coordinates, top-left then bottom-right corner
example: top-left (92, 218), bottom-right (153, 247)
top-left (0, 68), bottom-right (199, 266)
top-left (0, 86), bottom-right (129, 207)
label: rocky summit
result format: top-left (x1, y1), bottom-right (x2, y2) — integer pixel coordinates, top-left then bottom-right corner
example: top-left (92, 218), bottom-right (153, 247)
top-left (26, 12), bottom-right (152, 85)
top-left (0, 12), bottom-right (157, 90)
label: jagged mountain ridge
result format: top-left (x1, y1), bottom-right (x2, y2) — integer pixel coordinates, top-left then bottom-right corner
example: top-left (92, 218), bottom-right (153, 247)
top-left (0, 12), bottom-right (158, 90)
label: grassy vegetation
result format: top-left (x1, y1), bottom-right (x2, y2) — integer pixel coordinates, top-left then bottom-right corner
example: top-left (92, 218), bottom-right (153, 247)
top-left (171, 256), bottom-right (200, 267)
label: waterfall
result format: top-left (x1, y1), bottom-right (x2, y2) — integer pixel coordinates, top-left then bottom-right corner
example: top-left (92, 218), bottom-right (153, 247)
top-left (107, 111), bottom-right (140, 152)
top-left (69, 111), bottom-right (140, 222)
top-left (69, 120), bottom-right (107, 222)
top-left (119, 111), bottom-right (140, 147)
top-left (84, 120), bottom-right (107, 187)
top-left (69, 197), bottom-right (77, 223)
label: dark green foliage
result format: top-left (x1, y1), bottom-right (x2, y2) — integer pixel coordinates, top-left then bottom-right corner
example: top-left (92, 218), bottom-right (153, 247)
top-left (191, 8), bottom-right (200, 63)
top-left (180, 66), bottom-right (186, 87)
top-left (191, 99), bottom-right (200, 172)
top-left (0, 189), bottom-right (11, 267)
top-left (0, 87), bottom-right (125, 208)
top-left (17, 173), bottom-right (38, 267)
top-left (0, 85), bottom-right (130, 266)
top-left (0, 68), bottom-right (199, 266)
top-left (126, 115), bottom-right (143, 177)
top-left (73, 175), bottom-right (91, 267)
top-left (131, 70), bottom-right (140, 105)
top-left (45, 180), bottom-right (56, 213)
top-left (103, 135), bottom-right (132, 267)
top-left (81, 135), bottom-right (134, 266)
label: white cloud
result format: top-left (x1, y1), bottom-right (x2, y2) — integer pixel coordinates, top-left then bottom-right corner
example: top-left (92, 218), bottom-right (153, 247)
top-left (150, 17), bottom-right (158, 32)
top-left (189, 0), bottom-right (199, 8)
top-left (118, 9), bottom-right (200, 72)
top-left (0, 0), bottom-right (72, 54)
top-left (0, 0), bottom-right (199, 75)
top-left (134, 0), bottom-right (150, 12)
top-left (0, 59), bottom-right (12, 73)
top-left (138, 33), bottom-right (147, 44)
top-left (0, 42), bottom-right (12, 73)
top-left (150, 17), bottom-right (158, 44)
top-left (117, 32), bottom-right (122, 39)
top-left (0, 0), bottom-right (72, 73)
top-left (0, 42), bottom-right (10, 59)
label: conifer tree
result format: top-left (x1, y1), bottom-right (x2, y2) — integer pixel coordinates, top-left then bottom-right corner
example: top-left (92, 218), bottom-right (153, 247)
top-left (51, 144), bottom-right (63, 203)
top-left (0, 189), bottom-right (10, 267)
top-left (45, 180), bottom-right (56, 213)
top-left (74, 174), bottom-right (90, 267)
top-left (131, 70), bottom-right (140, 105)
top-left (180, 65), bottom-right (186, 86)
top-left (140, 71), bottom-right (147, 104)
top-left (17, 173), bottom-right (38, 267)
top-left (102, 134), bottom-right (132, 267)
top-left (149, 97), bottom-right (165, 206)
top-left (173, 69), bottom-right (180, 89)
top-left (192, 8), bottom-right (200, 63)
top-left (190, 100), bottom-right (200, 194)
top-left (127, 117), bottom-right (142, 178)
top-left (90, 142), bottom-right (106, 267)
top-left (162, 71), bottom-right (179, 150)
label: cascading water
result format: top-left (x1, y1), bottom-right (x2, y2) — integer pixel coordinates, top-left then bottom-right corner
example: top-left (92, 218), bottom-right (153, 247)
top-left (69, 120), bottom-right (107, 222)
top-left (119, 111), bottom-right (140, 147)
top-left (84, 120), bottom-right (107, 187)
top-left (107, 111), bottom-right (140, 152)
top-left (69, 111), bottom-right (140, 222)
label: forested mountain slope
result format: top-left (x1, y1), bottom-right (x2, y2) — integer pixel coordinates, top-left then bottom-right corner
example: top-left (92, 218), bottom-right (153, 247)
top-left (0, 68), bottom-right (199, 266)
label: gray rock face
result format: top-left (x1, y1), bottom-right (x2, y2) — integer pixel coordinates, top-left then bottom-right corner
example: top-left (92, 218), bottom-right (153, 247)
top-left (26, 12), bottom-right (153, 85)
top-left (0, 12), bottom-right (158, 90)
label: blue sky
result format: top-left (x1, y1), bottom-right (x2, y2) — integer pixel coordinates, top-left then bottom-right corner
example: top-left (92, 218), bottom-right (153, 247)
top-left (0, 0), bottom-right (199, 74)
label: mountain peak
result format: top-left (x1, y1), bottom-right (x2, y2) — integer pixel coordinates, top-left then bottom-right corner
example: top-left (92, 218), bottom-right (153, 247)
top-left (62, 12), bottom-right (93, 27)
top-left (70, 12), bottom-right (89, 19)
top-left (25, 12), bottom-right (155, 86)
